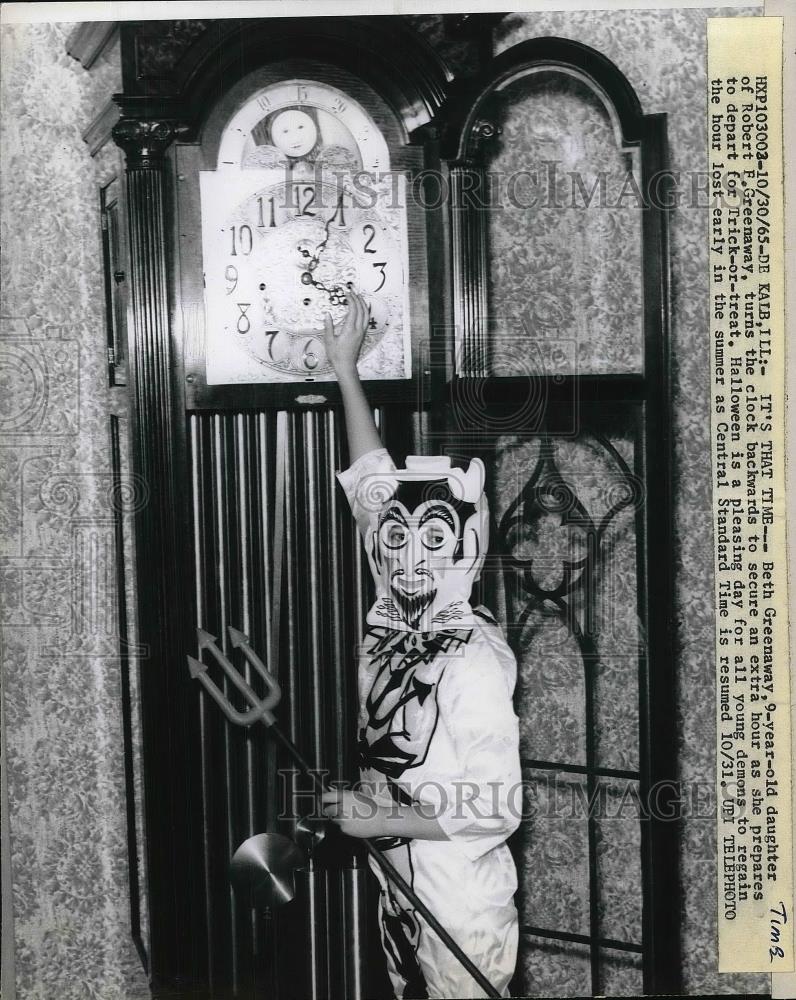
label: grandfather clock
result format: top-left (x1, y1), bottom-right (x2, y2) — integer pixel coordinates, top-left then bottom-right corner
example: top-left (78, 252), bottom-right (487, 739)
top-left (111, 16), bottom-right (452, 1000)
top-left (108, 15), bottom-right (678, 1000)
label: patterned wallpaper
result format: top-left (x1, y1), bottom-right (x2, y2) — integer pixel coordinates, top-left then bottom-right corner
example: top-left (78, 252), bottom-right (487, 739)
top-left (488, 6), bottom-right (767, 996)
top-left (483, 71), bottom-right (644, 376)
top-left (0, 22), bottom-right (149, 1000)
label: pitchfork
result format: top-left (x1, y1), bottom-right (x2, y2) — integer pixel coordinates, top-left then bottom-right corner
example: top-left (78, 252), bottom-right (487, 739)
top-left (187, 626), bottom-right (502, 999)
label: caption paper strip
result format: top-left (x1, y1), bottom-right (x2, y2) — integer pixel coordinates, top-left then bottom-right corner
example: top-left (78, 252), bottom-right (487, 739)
top-left (708, 15), bottom-right (793, 974)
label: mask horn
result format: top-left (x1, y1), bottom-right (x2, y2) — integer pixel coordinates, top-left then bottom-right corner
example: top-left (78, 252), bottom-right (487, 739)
top-left (455, 458), bottom-right (485, 503)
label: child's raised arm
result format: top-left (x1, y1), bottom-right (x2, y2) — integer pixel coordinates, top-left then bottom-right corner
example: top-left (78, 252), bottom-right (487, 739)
top-left (325, 292), bottom-right (383, 463)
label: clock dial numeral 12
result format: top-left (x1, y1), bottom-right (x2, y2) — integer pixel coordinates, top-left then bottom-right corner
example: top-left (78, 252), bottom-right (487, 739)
top-left (298, 186), bottom-right (316, 217)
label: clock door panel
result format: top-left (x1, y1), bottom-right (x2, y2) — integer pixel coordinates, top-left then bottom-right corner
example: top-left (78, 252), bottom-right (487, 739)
top-left (176, 62), bottom-right (428, 410)
top-left (437, 40), bottom-right (676, 998)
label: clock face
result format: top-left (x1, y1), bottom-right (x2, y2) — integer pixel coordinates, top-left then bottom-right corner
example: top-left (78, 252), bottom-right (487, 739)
top-left (200, 79), bottom-right (411, 384)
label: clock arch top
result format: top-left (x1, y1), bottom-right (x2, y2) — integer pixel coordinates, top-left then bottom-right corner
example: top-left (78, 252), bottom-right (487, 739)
top-left (216, 79), bottom-right (391, 174)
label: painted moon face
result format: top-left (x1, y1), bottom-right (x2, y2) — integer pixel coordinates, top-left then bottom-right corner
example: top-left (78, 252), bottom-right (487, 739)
top-left (270, 109), bottom-right (318, 158)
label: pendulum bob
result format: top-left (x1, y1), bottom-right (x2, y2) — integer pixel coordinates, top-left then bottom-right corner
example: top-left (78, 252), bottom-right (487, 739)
top-left (230, 833), bottom-right (307, 908)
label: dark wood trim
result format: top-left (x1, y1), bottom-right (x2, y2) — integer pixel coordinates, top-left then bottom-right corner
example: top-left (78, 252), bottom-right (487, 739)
top-left (66, 21), bottom-right (118, 69)
top-left (446, 373), bottom-right (647, 401)
top-left (435, 36), bottom-right (680, 996)
top-left (114, 120), bottom-right (208, 994)
top-left (441, 36), bottom-right (646, 162)
top-left (83, 98), bottom-right (121, 156)
top-left (117, 17), bottom-right (451, 141)
top-left (112, 95), bottom-right (192, 135)
top-left (522, 757), bottom-right (641, 783)
top-left (449, 164), bottom-right (489, 376)
top-left (184, 378), bottom-right (421, 413)
top-left (110, 413), bottom-right (148, 974)
top-left (521, 925), bottom-right (644, 954)
top-left (636, 111), bottom-right (681, 997)
top-left (422, 138), bottom-right (455, 439)
top-left (114, 119), bottom-right (191, 170)
top-left (438, 375), bottom-right (646, 444)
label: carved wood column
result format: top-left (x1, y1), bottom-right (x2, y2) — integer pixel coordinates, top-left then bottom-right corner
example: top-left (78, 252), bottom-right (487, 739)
top-left (449, 118), bottom-right (501, 378)
top-left (113, 118), bottom-right (208, 994)
top-left (113, 122), bottom-right (180, 558)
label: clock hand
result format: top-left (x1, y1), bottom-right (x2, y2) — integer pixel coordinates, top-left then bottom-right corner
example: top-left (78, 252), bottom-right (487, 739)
top-left (298, 205), bottom-right (337, 273)
top-left (298, 209), bottom-right (353, 305)
top-left (304, 271), bottom-right (350, 307)
top-left (300, 260), bottom-right (347, 305)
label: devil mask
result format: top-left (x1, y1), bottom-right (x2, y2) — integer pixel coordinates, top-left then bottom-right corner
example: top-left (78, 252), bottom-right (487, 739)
top-left (359, 456), bottom-right (488, 633)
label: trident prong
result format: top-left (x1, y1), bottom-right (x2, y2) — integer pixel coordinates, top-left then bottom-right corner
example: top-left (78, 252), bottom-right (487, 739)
top-left (228, 627), bottom-right (282, 724)
top-left (188, 629), bottom-right (281, 726)
top-left (187, 655), bottom-right (259, 726)
top-left (199, 629), bottom-right (262, 707)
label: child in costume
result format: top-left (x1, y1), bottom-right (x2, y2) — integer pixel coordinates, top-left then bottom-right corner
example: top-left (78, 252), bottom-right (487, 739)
top-left (321, 294), bottom-right (521, 999)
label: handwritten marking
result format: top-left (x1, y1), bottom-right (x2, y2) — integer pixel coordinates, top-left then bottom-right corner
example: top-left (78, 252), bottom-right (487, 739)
top-left (769, 900), bottom-right (788, 962)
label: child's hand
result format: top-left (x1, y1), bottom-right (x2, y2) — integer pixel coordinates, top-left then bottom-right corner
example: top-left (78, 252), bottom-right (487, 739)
top-left (320, 788), bottom-right (388, 839)
top-left (324, 291), bottom-right (370, 377)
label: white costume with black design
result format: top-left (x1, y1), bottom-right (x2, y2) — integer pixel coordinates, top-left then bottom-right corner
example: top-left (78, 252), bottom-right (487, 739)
top-left (338, 448), bottom-right (521, 999)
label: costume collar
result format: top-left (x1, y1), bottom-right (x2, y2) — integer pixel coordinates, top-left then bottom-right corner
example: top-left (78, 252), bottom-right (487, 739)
top-left (365, 596), bottom-right (482, 633)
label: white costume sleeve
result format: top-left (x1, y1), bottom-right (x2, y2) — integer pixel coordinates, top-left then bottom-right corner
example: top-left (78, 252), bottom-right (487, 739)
top-left (434, 645), bottom-right (522, 862)
top-left (336, 447), bottom-right (397, 539)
